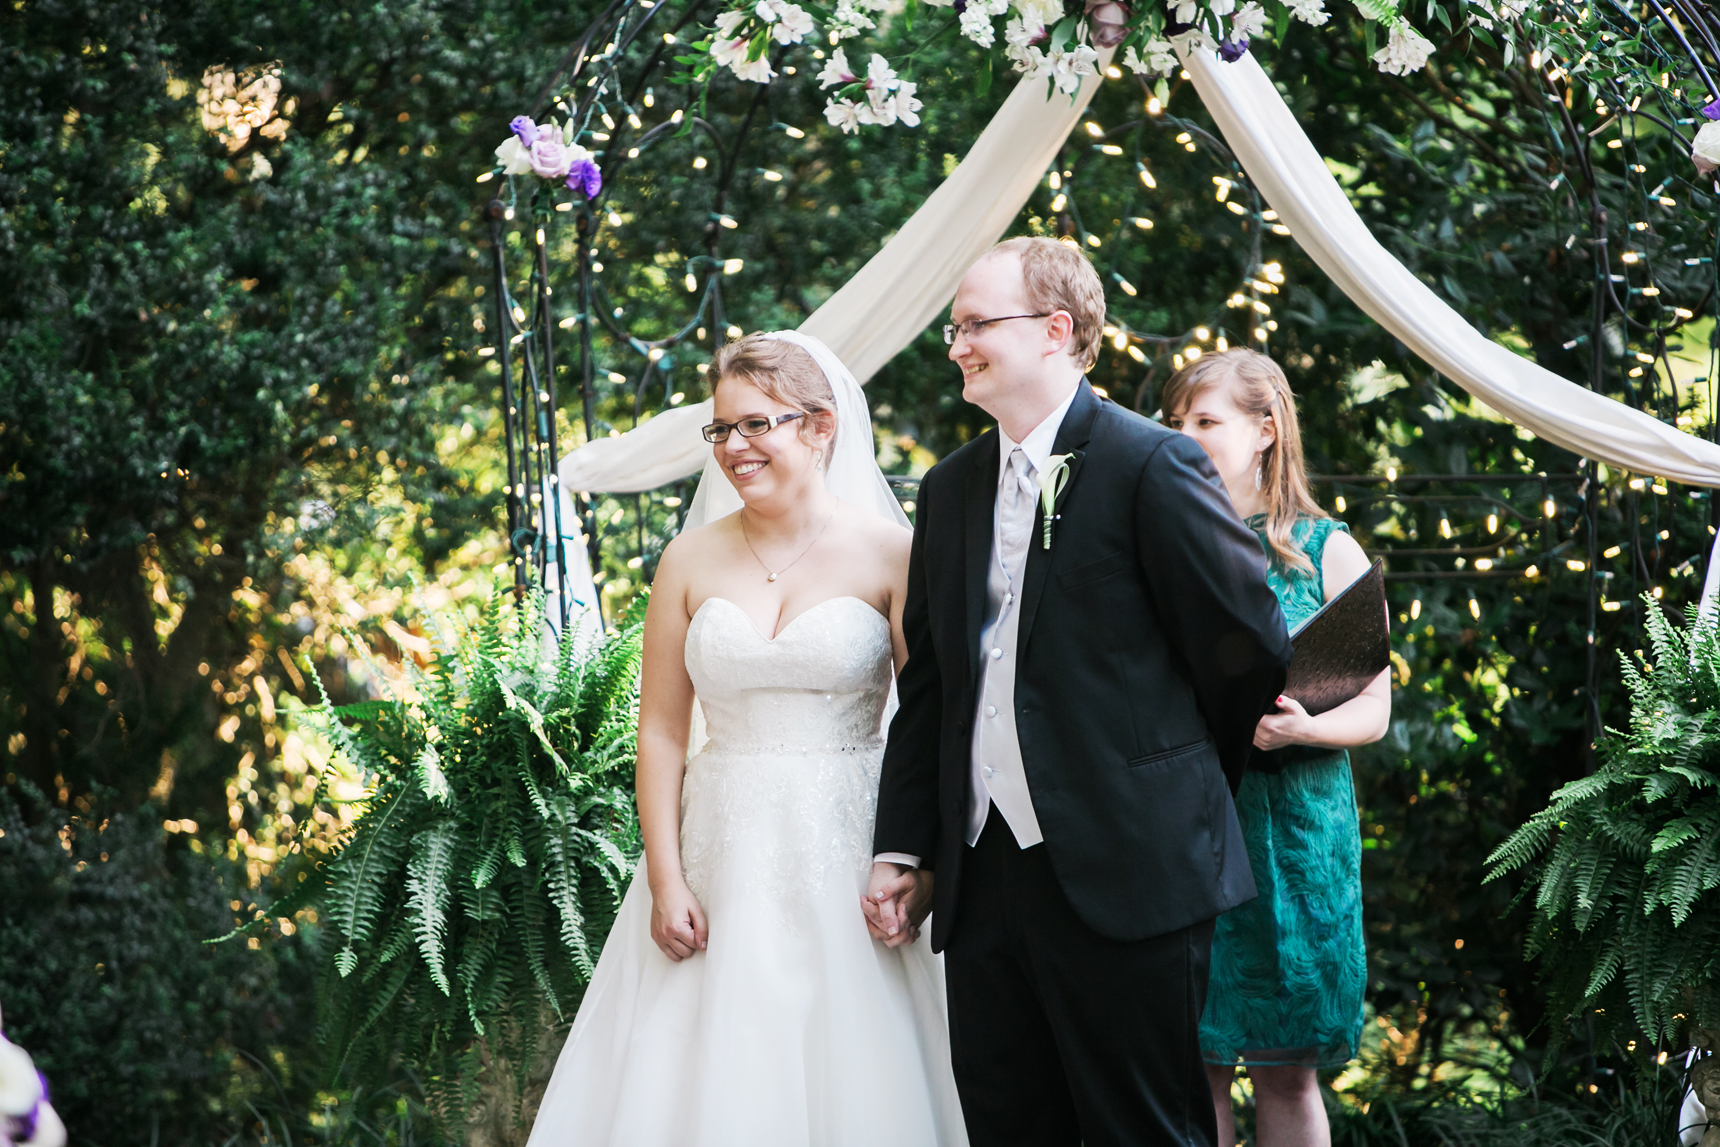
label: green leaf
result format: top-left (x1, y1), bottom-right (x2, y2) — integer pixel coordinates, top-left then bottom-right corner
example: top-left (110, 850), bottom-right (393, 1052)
top-left (407, 823), bottom-right (460, 995)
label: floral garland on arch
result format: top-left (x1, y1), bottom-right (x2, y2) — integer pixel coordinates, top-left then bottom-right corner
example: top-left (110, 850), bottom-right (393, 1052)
top-left (687, 0), bottom-right (1442, 132)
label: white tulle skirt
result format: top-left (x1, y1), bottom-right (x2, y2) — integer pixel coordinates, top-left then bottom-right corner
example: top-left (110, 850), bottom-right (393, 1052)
top-left (525, 747), bottom-right (967, 1147)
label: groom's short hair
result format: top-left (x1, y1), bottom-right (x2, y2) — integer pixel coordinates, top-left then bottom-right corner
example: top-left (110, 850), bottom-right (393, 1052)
top-left (988, 237), bottom-right (1106, 369)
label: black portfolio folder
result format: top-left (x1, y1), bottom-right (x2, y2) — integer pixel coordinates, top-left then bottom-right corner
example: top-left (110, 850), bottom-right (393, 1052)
top-left (1250, 558), bottom-right (1390, 773)
top-left (1285, 557), bottom-right (1390, 716)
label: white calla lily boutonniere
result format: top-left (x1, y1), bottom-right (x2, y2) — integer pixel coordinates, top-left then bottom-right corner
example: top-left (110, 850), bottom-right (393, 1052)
top-left (1038, 453), bottom-right (1073, 550)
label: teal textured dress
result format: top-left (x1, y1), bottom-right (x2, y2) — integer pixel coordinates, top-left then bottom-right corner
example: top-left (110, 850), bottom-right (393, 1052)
top-left (1199, 515), bottom-right (1366, 1069)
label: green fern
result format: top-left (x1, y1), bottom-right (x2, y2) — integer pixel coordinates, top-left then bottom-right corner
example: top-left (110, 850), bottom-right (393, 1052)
top-left (1488, 596), bottom-right (1720, 1052)
top-left (236, 587), bottom-right (645, 1137)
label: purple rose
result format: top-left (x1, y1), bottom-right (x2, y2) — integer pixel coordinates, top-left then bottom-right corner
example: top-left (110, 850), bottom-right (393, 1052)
top-left (567, 159), bottom-right (602, 199)
top-left (1704, 97), bottom-right (1720, 121)
top-left (1218, 35), bottom-right (1249, 61)
top-left (509, 116), bottom-right (540, 146)
top-left (1084, 0), bottom-right (1131, 47)
top-left (528, 137), bottom-right (572, 180)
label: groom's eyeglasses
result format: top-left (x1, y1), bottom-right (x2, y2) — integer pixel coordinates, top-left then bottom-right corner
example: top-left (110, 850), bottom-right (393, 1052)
top-left (701, 411), bottom-right (806, 443)
top-left (942, 313), bottom-right (1050, 345)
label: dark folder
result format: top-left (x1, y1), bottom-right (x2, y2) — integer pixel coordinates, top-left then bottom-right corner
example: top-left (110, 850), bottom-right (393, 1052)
top-left (1285, 557), bottom-right (1390, 716)
top-left (1250, 558), bottom-right (1390, 773)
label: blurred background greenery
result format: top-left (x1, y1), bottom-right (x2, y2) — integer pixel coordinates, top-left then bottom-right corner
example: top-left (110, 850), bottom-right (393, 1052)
top-left (3, 0), bottom-right (1717, 1141)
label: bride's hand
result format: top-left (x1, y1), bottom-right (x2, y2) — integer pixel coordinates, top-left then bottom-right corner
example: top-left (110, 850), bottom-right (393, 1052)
top-left (863, 863), bottom-right (932, 948)
top-left (650, 880), bottom-right (709, 961)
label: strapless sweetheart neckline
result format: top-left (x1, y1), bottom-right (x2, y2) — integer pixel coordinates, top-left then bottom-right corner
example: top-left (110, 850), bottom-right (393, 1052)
top-left (693, 594), bottom-right (885, 643)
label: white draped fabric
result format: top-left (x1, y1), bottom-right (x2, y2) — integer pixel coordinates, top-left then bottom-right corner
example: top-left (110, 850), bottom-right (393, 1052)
top-left (554, 45), bottom-right (1720, 608)
top-left (554, 57), bottom-right (1110, 499)
top-left (1179, 45), bottom-right (1720, 609)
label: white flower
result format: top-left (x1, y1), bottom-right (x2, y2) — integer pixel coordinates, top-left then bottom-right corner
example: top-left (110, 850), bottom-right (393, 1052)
top-left (889, 80), bottom-right (923, 126)
top-left (1014, 0), bottom-right (1065, 29)
top-left (1692, 120), bottom-right (1720, 175)
top-left (1048, 42), bottom-right (1099, 92)
top-left (866, 52), bottom-right (900, 92)
top-left (828, 0), bottom-right (876, 37)
top-left (1171, 0), bottom-right (1199, 23)
top-left (1145, 37), bottom-right (1179, 70)
top-left (754, 0), bottom-right (814, 43)
top-left (1371, 20), bottom-right (1434, 74)
top-left (1209, 0), bottom-right (1236, 14)
top-left (859, 89), bottom-right (896, 125)
top-left (1003, 14), bottom-right (1046, 61)
top-left (960, 5), bottom-right (999, 45)
top-left (714, 8), bottom-right (749, 36)
top-left (825, 98), bottom-right (864, 132)
top-left (1230, 1), bottom-right (1266, 38)
top-left (732, 53), bottom-right (777, 81)
top-left (1286, 0), bottom-right (1329, 25)
top-left (494, 135), bottom-right (536, 176)
top-left (818, 47), bottom-right (857, 87)
top-left (1012, 43), bottom-right (1053, 77)
top-left (1123, 39), bottom-right (1178, 74)
top-left (711, 32), bottom-right (777, 82)
top-left (710, 33), bottom-right (748, 68)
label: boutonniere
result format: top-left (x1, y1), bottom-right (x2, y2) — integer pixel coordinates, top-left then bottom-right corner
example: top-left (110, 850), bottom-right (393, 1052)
top-left (1038, 454), bottom-right (1073, 550)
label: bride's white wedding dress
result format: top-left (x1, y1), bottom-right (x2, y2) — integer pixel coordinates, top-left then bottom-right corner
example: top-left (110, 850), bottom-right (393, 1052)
top-left (526, 595), bottom-right (967, 1146)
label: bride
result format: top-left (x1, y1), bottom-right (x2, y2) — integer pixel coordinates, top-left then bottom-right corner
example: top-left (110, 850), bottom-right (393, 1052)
top-left (525, 331), bottom-right (967, 1146)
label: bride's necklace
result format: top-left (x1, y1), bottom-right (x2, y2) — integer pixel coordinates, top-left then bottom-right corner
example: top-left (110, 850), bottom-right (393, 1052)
top-left (740, 506), bottom-right (836, 583)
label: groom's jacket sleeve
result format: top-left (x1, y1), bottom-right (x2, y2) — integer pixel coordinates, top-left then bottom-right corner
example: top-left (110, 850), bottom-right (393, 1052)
top-left (873, 466), bottom-right (945, 868)
top-left (1134, 434), bottom-right (1291, 794)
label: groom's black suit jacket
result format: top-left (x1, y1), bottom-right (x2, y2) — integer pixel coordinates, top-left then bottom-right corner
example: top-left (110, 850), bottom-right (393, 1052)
top-left (874, 381), bottom-right (1293, 951)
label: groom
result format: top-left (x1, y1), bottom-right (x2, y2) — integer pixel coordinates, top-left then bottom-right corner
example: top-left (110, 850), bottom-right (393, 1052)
top-left (866, 237), bottom-right (1292, 1145)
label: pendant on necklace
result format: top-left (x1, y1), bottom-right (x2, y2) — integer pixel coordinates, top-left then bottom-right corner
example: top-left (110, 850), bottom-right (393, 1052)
top-left (767, 573), bottom-right (777, 582)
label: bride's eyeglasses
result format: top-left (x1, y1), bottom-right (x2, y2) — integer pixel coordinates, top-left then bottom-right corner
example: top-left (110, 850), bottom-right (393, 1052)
top-left (702, 411), bottom-right (806, 444)
top-left (942, 313), bottom-right (1050, 344)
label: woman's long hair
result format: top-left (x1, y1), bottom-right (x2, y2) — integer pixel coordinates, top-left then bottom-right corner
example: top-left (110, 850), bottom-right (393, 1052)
top-left (1159, 349), bottom-right (1326, 574)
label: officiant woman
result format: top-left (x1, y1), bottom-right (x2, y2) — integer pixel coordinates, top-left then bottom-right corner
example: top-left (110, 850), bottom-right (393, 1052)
top-left (1161, 349), bottom-right (1392, 1147)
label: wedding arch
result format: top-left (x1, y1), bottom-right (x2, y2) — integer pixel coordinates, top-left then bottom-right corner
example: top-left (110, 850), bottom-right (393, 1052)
top-left (526, 1), bottom-right (1720, 623)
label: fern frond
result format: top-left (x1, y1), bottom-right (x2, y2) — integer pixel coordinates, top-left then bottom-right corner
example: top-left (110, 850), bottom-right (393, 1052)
top-left (407, 822), bottom-right (461, 995)
top-left (324, 786), bottom-right (416, 971)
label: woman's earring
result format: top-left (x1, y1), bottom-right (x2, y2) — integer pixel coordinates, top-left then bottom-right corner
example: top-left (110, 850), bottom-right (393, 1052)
top-left (1254, 461), bottom-right (1264, 490)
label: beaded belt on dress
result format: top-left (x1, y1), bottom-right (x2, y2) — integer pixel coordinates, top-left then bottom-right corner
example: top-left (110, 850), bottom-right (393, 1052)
top-left (698, 734), bottom-right (885, 756)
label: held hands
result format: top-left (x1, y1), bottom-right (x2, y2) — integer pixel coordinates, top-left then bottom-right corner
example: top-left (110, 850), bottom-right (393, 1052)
top-left (1253, 694), bottom-right (1320, 751)
top-left (862, 862), bottom-right (933, 948)
top-left (650, 879), bottom-right (709, 961)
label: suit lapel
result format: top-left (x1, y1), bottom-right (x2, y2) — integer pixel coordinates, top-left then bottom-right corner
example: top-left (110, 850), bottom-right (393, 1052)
top-left (964, 433), bottom-right (1000, 688)
top-left (1016, 381), bottom-right (1103, 650)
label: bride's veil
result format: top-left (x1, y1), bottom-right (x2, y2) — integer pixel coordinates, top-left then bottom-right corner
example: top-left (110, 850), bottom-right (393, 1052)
top-left (681, 330), bottom-right (910, 532)
top-left (679, 330), bottom-right (910, 754)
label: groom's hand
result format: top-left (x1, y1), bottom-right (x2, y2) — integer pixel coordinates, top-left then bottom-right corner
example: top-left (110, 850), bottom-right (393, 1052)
top-left (863, 862), bottom-right (933, 948)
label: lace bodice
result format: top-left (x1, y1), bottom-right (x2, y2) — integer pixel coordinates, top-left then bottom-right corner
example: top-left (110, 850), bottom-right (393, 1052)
top-left (685, 596), bottom-right (892, 754)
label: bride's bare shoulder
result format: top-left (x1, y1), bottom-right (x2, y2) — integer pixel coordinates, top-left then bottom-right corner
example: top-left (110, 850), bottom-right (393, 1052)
top-left (657, 514), bottom-right (737, 579)
top-left (833, 501), bottom-right (911, 561)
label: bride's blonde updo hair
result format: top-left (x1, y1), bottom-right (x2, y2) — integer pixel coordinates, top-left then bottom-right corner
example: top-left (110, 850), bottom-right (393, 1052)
top-left (709, 334), bottom-right (837, 445)
top-left (1160, 348), bottom-right (1326, 574)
